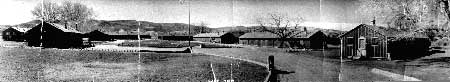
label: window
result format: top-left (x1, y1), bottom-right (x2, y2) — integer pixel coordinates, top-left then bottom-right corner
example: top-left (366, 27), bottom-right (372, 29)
top-left (347, 37), bottom-right (354, 45)
top-left (358, 38), bottom-right (366, 48)
top-left (371, 37), bottom-right (379, 45)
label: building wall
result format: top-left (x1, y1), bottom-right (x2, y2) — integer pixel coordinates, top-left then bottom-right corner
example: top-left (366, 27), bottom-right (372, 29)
top-left (25, 23), bottom-right (83, 48)
top-left (86, 31), bottom-right (113, 41)
top-left (340, 26), bottom-right (387, 59)
top-left (239, 38), bottom-right (317, 48)
top-left (2, 28), bottom-right (25, 41)
top-left (193, 37), bottom-right (221, 43)
top-left (220, 33), bottom-right (239, 44)
top-left (158, 36), bottom-right (193, 41)
top-left (309, 31), bottom-right (328, 49)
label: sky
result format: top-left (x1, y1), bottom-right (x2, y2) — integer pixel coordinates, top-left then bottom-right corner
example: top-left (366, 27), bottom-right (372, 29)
top-left (0, 0), bottom-right (365, 30)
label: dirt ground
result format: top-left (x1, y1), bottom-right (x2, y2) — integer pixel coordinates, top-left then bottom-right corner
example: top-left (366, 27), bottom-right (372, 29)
top-left (193, 44), bottom-right (450, 81)
top-left (193, 47), bottom-right (398, 82)
top-left (402, 46), bottom-right (450, 81)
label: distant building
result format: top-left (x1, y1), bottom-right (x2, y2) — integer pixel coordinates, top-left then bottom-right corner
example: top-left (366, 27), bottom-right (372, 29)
top-left (84, 30), bottom-right (113, 41)
top-left (340, 24), bottom-right (430, 60)
top-left (239, 31), bottom-right (327, 49)
top-left (2, 27), bottom-right (30, 41)
top-left (158, 35), bottom-right (193, 41)
top-left (193, 32), bottom-right (239, 44)
top-left (25, 22), bottom-right (83, 48)
top-left (105, 30), bottom-right (152, 40)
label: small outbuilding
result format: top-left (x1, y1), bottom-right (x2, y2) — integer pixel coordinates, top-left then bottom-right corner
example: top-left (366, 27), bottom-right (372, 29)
top-left (340, 24), bottom-right (430, 60)
top-left (239, 31), bottom-right (327, 49)
top-left (2, 27), bottom-right (30, 41)
top-left (25, 22), bottom-right (83, 48)
top-left (193, 32), bottom-right (239, 44)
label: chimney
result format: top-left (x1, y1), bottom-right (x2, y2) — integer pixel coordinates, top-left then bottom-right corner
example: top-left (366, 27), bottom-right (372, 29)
top-left (64, 23), bottom-right (68, 29)
top-left (201, 27), bottom-right (204, 33)
top-left (371, 16), bottom-right (376, 26)
top-left (304, 27), bottom-right (308, 35)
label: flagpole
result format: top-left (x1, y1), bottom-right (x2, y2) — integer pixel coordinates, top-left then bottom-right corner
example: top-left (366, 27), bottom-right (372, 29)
top-left (179, 0), bottom-right (191, 49)
top-left (40, 0), bottom-right (44, 47)
top-left (188, 0), bottom-right (191, 49)
top-left (138, 21), bottom-right (141, 62)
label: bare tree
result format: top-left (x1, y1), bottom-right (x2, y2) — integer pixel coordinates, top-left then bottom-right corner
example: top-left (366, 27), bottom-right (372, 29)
top-left (358, 0), bottom-right (450, 38)
top-left (357, 0), bottom-right (427, 30)
top-left (193, 21), bottom-right (210, 33)
top-left (257, 13), bottom-right (305, 48)
top-left (31, 1), bottom-right (94, 26)
top-left (60, 1), bottom-right (95, 25)
top-left (31, 2), bottom-right (61, 23)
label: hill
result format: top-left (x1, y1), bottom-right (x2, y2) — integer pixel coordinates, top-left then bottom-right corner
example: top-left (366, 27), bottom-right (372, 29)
top-left (12, 20), bottom-right (215, 35)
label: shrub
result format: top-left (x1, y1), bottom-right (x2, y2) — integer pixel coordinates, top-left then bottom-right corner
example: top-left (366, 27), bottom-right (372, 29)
top-left (388, 38), bottom-right (431, 60)
top-left (431, 37), bottom-right (450, 47)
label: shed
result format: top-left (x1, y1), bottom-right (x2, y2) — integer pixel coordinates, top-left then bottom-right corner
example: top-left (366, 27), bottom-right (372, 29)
top-left (340, 24), bottom-right (430, 60)
top-left (25, 22), bottom-right (83, 48)
top-left (2, 27), bottom-right (30, 41)
top-left (193, 32), bottom-right (239, 44)
top-left (239, 31), bottom-right (327, 49)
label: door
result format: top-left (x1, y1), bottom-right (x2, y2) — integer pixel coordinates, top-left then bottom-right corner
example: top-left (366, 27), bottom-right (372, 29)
top-left (356, 37), bottom-right (367, 59)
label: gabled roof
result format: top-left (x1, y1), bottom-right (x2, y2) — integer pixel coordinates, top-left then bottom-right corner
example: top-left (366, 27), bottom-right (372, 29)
top-left (47, 23), bottom-right (82, 33)
top-left (10, 27), bottom-right (31, 33)
top-left (340, 24), bottom-right (428, 38)
top-left (239, 31), bottom-right (324, 39)
top-left (193, 32), bottom-right (228, 37)
top-left (293, 30), bottom-right (325, 38)
top-left (239, 32), bottom-right (278, 38)
top-left (104, 31), bottom-right (152, 35)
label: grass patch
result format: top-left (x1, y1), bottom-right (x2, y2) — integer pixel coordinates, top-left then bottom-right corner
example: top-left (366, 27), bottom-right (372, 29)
top-left (0, 48), bottom-right (267, 82)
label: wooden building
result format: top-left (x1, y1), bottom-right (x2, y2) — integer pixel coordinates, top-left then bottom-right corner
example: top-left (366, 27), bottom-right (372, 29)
top-left (239, 31), bottom-right (327, 49)
top-left (105, 31), bottom-right (152, 40)
top-left (2, 27), bottom-right (30, 41)
top-left (193, 32), bottom-right (239, 44)
top-left (25, 22), bottom-right (83, 48)
top-left (340, 24), bottom-right (430, 60)
top-left (85, 30), bottom-right (113, 41)
top-left (158, 35), bottom-right (193, 41)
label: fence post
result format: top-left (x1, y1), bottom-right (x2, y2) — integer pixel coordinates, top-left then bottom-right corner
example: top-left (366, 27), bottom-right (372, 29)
top-left (267, 55), bottom-right (295, 82)
top-left (268, 55), bottom-right (277, 82)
